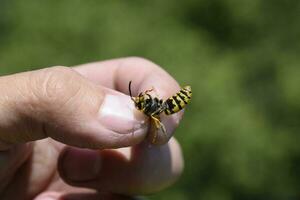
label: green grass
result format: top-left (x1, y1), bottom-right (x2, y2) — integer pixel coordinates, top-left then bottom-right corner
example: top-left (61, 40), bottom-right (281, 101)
top-left (1, 0), bottom-right (300, 199)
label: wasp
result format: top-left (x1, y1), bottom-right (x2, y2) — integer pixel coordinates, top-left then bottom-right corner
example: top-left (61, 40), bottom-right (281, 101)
top-left (129, 81), bottom-right (192, 143)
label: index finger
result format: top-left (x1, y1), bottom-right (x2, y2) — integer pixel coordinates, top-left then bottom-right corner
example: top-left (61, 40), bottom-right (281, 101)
top-left (73, 57), bottom-right (184, 144)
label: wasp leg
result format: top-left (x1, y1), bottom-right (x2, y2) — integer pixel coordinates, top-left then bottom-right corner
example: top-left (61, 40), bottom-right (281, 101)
top-left (144, 87), bottom-right (154, 94)
top-left (152, 103), bottom-right (167, 116)
top-left (150, 115), bottom-right (167, 143)
top-left (146, 87), bottom-right (161, 99)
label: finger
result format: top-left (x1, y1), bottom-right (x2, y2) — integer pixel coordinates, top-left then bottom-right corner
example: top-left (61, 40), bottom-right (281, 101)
top-left (0, 139), bottom-right (59, 199)
top-left (58, 138), bottom-right (184, 195)
top-left (34, 191), bottom-right (136, 200)
top-left (74, 57), bottom-right (185, 144)
top-left (0, 66), bottom-right (148, 150)
top-left (0, 143), bottom-right (33, 193)
top-left (60, 193), bottom-right (138, 200)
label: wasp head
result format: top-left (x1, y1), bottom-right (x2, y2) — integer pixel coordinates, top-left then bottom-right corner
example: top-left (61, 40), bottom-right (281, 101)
top-left (129, 81), bottom-right (144, 110)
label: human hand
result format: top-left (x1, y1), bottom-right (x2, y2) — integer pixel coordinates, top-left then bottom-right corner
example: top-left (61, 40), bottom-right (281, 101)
top-left (0, 57), bottom-right (184, 200)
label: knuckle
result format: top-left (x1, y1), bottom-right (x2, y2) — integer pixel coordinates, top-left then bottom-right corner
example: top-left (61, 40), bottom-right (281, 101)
top-left (31, 66), bottom-right (83, 107)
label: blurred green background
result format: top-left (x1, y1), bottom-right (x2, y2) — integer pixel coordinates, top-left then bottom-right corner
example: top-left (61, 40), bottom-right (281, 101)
top-left (1, 0), bottom-right (300, 199)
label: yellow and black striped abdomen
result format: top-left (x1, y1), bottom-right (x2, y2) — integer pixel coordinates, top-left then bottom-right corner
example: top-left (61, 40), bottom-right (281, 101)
top-left (164, 86), bottom-right (192, 115)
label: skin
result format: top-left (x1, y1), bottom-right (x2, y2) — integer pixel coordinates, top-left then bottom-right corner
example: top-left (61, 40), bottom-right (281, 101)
top-left (0, 57), bottom-right (184, 200)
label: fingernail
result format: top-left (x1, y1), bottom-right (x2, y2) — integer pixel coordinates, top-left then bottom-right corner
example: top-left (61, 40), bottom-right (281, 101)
top-left (62, 148), bottom-right (101, 181)
top-left (99, 92), bottom-right (148, 135)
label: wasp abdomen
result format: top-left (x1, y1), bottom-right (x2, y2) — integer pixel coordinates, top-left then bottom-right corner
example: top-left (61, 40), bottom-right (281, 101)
top-left (164, 86), bottom-right (192, 115)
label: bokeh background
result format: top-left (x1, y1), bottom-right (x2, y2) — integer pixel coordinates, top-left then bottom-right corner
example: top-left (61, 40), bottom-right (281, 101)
top-left (1, 0), bottom-right (300, 199)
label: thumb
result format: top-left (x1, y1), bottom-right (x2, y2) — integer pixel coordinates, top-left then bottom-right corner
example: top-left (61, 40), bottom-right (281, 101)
top-left (0, 66), bottom-right (148, 149)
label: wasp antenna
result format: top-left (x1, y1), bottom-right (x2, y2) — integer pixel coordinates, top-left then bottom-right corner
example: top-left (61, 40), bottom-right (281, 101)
top-left (128, 81), bottom-right (134, 100)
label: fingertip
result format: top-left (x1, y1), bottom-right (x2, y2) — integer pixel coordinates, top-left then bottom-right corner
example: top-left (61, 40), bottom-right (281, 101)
top-left (98, 90), bottom-right (148, 136)
top-left (93, 89), bottom-right (150, 148)
top-left (34, 192), bottom-right (60, 200)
